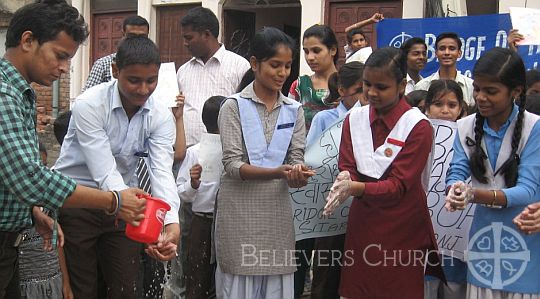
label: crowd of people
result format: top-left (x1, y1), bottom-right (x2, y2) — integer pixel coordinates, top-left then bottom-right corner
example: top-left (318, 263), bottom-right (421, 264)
top-left (1, 0), bottom-right (540, 299)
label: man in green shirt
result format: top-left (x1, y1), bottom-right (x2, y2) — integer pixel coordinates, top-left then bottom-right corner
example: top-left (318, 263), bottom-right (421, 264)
top-left (0, 1), bottom-right (146, 297)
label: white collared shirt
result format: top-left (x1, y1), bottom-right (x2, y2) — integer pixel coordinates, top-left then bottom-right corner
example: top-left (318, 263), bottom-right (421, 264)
top-left (414, 69), bottom-right (474, 106)
top-left (177, 45), bottom-right (250, 146)
top-left (176, 143), bottom-right (220, 214)
top-left (405, 73), bottom-right (423, 96)
top-left (53, 81), bottom-right (180, 224)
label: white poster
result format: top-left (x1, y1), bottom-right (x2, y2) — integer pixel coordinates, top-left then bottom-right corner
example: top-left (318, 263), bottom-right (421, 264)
top-left (198, 133), bottom-right (223, 182)
top-left (510, 7), bottom-right (540, 45)
top-left (291, 117), bottom-right (352, 241)
top-left (427, 119), bottom-right (475, 261)
top-left (153, 62), bottom-right (179, 107)
top-left (291, 117), bottom-right (476, 254)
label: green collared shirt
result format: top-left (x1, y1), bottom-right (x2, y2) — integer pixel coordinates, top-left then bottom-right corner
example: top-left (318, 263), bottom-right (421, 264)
top-left (0, 58), bottom-right (76, 231)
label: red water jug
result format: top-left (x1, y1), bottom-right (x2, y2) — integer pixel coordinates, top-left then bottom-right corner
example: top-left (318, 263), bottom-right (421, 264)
top-left (126, 194), bottom-right (170, 243)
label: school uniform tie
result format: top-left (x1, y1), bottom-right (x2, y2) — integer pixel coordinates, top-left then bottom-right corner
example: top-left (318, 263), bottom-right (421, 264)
top-left (135, 152), bottom-right (151, 194)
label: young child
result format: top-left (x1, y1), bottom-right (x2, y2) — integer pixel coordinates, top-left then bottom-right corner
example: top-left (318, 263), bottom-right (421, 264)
top-left (215, 27), bottom-right (314, 299)
top-left (425, 79), bottom-right (467, 122)
top-left (324, 47), bottom-right (443, 298)
top-left (446, 47), bottom-right (540, 298)
top-left (306, 61), bottom-right (365, 146)
top-left (288, 24), bottom-right (339, 130)
top-left (422, 79), bottom-right (468, 299)
top-left (53, 36), bottom-right (180, 298)
top-left (176, 95), bottom-right (225, 299)
top-left (19, 141), bottom-right (73, 299)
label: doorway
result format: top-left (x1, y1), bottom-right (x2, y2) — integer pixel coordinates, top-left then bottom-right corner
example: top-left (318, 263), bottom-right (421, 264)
top-left (222, 0), bottom-right (302, 93)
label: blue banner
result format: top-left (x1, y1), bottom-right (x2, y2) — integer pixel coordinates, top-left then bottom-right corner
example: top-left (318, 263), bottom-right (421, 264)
top-left (377, 14), bottom-right (540, 77)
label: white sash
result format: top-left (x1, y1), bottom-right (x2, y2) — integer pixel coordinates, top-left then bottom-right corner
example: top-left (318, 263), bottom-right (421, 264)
top-left (350, 106), bottom-right (428, 180)
top-left (457, 111), bottom-right (538, 189)
top-left (235, 94), bottom-right (300, 168)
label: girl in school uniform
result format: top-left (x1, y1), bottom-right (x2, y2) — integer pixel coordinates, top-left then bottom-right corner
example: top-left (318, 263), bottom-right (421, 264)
top-left (214, 27), bottom-right (314, 299)
top-left (446, 47), bottom-right (540, 298)
top-left (324, 47), bottom-right (443, 298)
top-left (423, 79), bottom-right (468, 299)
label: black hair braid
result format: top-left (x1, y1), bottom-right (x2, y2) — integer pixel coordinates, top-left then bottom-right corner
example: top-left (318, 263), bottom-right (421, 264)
top-left (497, 93), bottom-right (527, 187)
top-left (469, 113), bottom-right (488, 184)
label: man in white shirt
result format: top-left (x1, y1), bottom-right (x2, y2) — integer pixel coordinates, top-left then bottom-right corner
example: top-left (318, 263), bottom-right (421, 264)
top-left (400, 37), bottom-right (427, 95)
top-left (167, 7), bottom-right (249, 298)
top-left (54, 36), bottom-right (180, 299)
top-left (177, 7), bottom-right (250, 147)
top-left (415, 32), bottom-right (474, 107)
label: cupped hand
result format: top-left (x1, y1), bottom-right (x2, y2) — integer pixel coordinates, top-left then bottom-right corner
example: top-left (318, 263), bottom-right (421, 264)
top-left (145, 223), bottom-right (180, 261)
top-left (513, 202), bottom-right (540, 234)
top-left (287, 164), bottom-right (315, 188)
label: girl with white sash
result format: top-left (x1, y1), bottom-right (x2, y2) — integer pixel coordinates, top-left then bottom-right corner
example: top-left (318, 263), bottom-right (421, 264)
top-left (446, 48), bottom-right (540, 299)
top-left (214, 27), bottom-right (314, 299)
top-left (323, 47), bottom-right (443, 299)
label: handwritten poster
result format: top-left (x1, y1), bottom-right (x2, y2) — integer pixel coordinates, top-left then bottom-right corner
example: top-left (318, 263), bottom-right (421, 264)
top-left (291, 117), bottom-right (352, 241)
top-left (427, 119), bottom-right (475, 260)
top-left (152, 62), bottom-right (179, 107)
top-left (510, 7), bottom-right (540, 46)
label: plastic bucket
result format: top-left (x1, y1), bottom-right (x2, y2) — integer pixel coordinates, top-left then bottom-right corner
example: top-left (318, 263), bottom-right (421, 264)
top-left (126, 194), bottom-right (170, 243)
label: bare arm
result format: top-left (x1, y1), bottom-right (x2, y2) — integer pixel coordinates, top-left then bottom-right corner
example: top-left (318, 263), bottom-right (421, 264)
top-left (172, 94), bottom-right (186, 163)
top-left (345, 13), bottom-right (384, 33)
top-left (64, 185), bottom-right (146, 226)
top-left (58, 246), bottom-right (74, 299)
top-left (239, 164), bottom-right (292, 180)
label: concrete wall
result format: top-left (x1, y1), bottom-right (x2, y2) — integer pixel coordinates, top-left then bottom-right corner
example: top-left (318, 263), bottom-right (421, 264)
top-left (499, 0), bottom-right (540, 12)
top-left (0, 0), bottom-right (34, 14)
top-left (0, 29), bottom-right (6, 57)
top-left (403, 0), bottom-right (424, 18)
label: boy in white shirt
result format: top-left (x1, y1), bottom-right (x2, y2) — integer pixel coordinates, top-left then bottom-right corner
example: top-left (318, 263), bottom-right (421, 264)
top-left (176, 95), bottom-right (225, 298)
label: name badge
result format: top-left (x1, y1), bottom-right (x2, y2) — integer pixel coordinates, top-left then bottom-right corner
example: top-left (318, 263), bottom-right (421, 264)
top-left (277, 122), bottom-right (295, 130)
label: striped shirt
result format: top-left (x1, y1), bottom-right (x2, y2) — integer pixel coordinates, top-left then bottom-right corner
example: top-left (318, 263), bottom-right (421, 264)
top-left (177, 45), bottom-right (249, 146)
top-left (0, 58), bottom-right (76, 231)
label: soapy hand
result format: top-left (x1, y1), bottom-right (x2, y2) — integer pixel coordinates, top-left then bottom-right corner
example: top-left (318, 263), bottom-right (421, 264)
top-left (323, 171), bottom-right (352, 216)
top-left (445, 181), bottom-right (472, 211)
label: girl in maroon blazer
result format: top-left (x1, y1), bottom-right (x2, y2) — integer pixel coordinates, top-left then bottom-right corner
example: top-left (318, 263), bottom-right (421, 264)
top-left (324, 47), bottom-right (443, 299)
